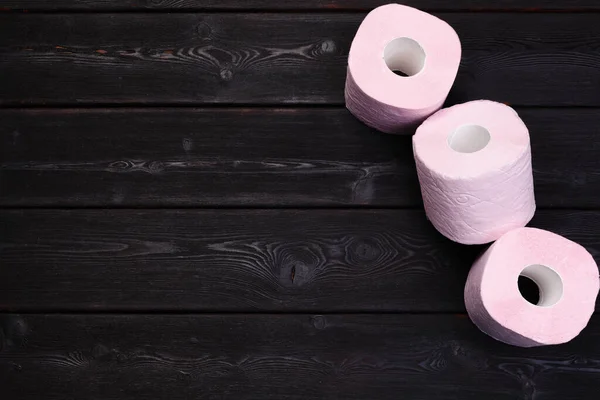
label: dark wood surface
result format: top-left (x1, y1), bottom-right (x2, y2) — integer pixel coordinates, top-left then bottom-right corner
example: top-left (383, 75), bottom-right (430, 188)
top-left (1, 314), bottom-right (600, 400)
top-left (1, 107), bottom-right (599, 207)
top-left (2, 0), bottom-right (599, 11)
top-left (1, 13), bottom-right (600, 106)
top-left (1, 209), bottom-right (599, 312)
top-left (1, 2), bottom-right (600, 399)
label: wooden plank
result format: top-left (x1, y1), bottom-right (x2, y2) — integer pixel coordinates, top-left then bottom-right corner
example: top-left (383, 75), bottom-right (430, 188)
top-left (2, 0), bottom-right (598, 11)
top-left (1, 209), bottom-right (598, 312)
top-left (1, 13), bottom-right (599, 106)
top-left (1, 314), bottom-right (600, 399)
top-left (1, 108), bottom-right (599, 207)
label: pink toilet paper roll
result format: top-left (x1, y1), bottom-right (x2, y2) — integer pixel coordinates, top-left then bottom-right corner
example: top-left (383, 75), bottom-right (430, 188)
top-left (413, 100), bottom-right (536, 245)
top-left (345, 4), bottom-right (461, 134)
top-left (465, 227), bottom-right (599, 347)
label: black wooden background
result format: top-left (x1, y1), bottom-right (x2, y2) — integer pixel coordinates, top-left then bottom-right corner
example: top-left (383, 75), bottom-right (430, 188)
top-left (1, 1), bottom-right (600, 399)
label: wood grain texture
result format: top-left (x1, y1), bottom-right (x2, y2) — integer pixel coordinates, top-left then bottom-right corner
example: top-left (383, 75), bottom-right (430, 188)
top-left (1, 313), bottom-right (600, 399)
top-left (1, 209), bottom-right (599, 312)
top-left (2, 108), bottom-right (599, 207)
top-left (1, 13), bottom-right (599, 106)
top-left (2, 0), bottom-right (598, 11)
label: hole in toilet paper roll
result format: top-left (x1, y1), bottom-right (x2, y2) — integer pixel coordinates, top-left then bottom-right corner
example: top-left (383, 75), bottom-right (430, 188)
top-left (518, 264), bottom-right (563, 307)
top-left (518, 276), bottom-right (540, 305)
top-left (448, 125), bottom-right (491, 153)
top-left (383, 38), bottom-right (426, 77)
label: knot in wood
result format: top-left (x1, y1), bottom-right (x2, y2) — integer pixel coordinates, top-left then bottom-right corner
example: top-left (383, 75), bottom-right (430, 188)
top-left (148, 160), bottom-right (165, 174)
top-left (320, 39), bottom-right (336, 54)
top-left (312, 316), bottom-right (327, 330)
top-left (197, 23), bottom-right (212, 40)
top-left (220, 68), bottom-right (234, 81)
top-left (109, 160), bottom-right (131, 171)
top-left (182, 138), bottom-right (194, 152)
top-left (345, 237), bottom-right (382, 266)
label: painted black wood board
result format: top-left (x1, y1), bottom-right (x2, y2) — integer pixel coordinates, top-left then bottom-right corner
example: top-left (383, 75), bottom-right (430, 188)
top-left (1, 107), bottom-right (598, 207)
top-left (1, 3), bottom-right (600, 399)
top-left (1, 313), bottom-right (600, 399)
top-left (2, 0), bottom-right (598, 11)
top-left (1, 209), bottom-right (598, 312)
top-left (1, 13), bottom-right (599, 106)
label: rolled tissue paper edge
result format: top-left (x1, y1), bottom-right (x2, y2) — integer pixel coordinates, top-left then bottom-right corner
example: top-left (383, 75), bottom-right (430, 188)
top-left (413, 100), bottom-right (536, 245)
top-left (465, 227), bottom-right (600, 347)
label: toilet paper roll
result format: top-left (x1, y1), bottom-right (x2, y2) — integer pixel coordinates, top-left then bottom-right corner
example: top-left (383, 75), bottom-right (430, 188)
top-left (413, 100), bottom-right (535, 245)
top-left (345, 4), bottom-right (461, 134)
top-left (465, 227), bottom-right (599, 347)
